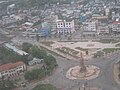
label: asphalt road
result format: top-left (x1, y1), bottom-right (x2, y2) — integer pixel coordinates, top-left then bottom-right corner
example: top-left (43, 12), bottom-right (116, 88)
top-left (12, 36), bottom-right (120, 90)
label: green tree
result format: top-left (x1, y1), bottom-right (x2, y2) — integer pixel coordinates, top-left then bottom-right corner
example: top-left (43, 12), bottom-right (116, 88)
top-left (44, 55), bottom-right (57, 66)
top-left (22, 43), bottom-right (32, 53)
top-left (32, 84), bottom-right (57, 90)
top-left (24, 54), bottom-right (57, 81)
top-left (29, 46), bottom-right (47, 59)
top-left (0, 79), bottom-right (15, 90)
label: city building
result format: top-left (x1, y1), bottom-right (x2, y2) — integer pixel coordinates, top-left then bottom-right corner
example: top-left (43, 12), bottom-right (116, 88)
top-left (97, 25), bottom-right (109, 34)
top-left (56, 15), bottom-right (75, 34)
top-left (4, 43), bottom-right (28, 56)
top-left (105, 8), bottom-right (110, 16)
top-left (2, 14), bottom-right (25, 25)
top-left (111, 21), bottom-right (120, 33)
top-left (7, 4), bottom-right (16, 14)
top-left (0, 61), bottom-right (26, 79)
top-left (28, 58), bottom-right (43, 66)
top-left (36, 27), bottom-right (51, 37)
top-left (97, 19), bottom-right (109, 34)
top-left (49, 15), bottom-right (57, 33)
top-left (82, 20), bottom-right (98, 35)
top-left (83, 21), bottom-right (97, 32)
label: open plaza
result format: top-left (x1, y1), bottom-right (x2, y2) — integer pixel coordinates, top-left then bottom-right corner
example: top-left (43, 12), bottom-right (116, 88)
top-left (41, 40), bottom-right (120, 59)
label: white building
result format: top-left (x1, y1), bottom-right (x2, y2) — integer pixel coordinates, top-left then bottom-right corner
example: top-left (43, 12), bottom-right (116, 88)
top-left (105, 8), bottom-right (110, 16)
top-left (56, 15), bottom-right (75, 34)
top-left (28, 58), bottom-right (43, 66)
top-left (4, 43), bottom-right (28, 56)
top-left (97, 25), bottom-right (109, 34)
top-left (83, 21), bottom-right (97, 31)
top-left (111, 21), bottom-right (120, 32)
top-left (0, 61), bottom-right (26, 79)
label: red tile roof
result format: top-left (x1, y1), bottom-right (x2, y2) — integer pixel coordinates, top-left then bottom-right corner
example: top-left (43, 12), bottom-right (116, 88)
top-left (112, 21), bottom-right (120, 24)
top-left (0, 61), bottom-right (25, 72)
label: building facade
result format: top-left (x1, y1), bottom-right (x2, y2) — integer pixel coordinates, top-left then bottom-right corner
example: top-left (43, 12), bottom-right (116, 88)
top-left (28, 58), bottom-right (43, 66)
top-left (56, 16), bottom-right (75, 34)
top-left (83, 21), bottom-right (97, 32)
top-left (111, 21), bottom-right (120, 33)
top-left (0, 61), bottom-right (26, 79)
top-left (97, 25), bottom-right (109, 34)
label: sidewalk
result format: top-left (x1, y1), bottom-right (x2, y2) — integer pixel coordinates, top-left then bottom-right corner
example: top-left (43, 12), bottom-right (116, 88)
top-left (114, 63), bottom-right (120, 85)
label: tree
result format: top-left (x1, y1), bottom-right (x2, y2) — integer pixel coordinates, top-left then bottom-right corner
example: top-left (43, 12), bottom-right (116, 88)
top-left (32, 84), bottom-right (57, 90)
top-left (22, 43), bottom-right (32, 53)
top-left (0, 79), bottom-right (15, 90)
top-left (24, 54), bottom-right (57, 81)
top-left (44, 55), bottom-right (57, 66)
top-left (29, 46), bottom-right (47, 59)
top-left (86, 50), bottom-right (88, 55)
top-left (0, 46), bottom-right (28, 64)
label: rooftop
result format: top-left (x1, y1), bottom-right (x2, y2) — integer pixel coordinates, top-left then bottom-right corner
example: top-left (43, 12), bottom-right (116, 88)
top-left (57, 14), bottom-right (73, 22)
top-left (0, 61), bottom-right (25, 72)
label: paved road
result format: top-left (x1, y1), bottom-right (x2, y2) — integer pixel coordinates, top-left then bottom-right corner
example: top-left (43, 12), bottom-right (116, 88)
top-left (12, 36), bottom-right (120, 90)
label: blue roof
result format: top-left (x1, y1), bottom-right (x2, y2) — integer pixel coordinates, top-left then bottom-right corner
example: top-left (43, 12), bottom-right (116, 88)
top-left (37, 28), bottom-right (51, 33)
top-left (5, 43), bottom-right (19, 52)
top-left (4, 43), bottom-right (28, 55)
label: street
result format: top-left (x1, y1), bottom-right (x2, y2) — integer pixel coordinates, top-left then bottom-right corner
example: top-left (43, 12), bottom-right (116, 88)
top-left (12, 36), bottom-right (120, 90)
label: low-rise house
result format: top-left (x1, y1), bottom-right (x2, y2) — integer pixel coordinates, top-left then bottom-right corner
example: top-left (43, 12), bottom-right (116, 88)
top-left (0, 61), bottom-right (26, 79)
top-left (28, 58), bottom-right (43, 66)
top-left (4, 43), bottom-right (28, 56)
top-left (2, 14), bottom-right (24, 25)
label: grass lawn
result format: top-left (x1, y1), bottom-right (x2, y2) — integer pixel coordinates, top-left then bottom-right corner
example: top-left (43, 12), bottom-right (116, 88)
top-left (103, 48), bottom-right (120, 54)
top-left (32, 84), bottom-right (57, 90)
top-left (99, 39), bottom-right (119, 43)
top-left (75, 47), bottom-right (88, 51)
top-left (41, 41), bottom-right (54, 47)
top-left (56, 47), bottom-right (79, 58)
top-left (62, 47), bottom-right (79, 55)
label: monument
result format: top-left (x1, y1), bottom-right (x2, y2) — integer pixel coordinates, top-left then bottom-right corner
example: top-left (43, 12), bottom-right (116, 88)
top-left (79, 52), bottom-right (86, 73)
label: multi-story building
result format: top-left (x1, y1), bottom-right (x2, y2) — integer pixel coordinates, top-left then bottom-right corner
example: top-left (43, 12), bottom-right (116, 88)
top-left (56, 15), bottom-right (75, 34)
top-left (97, 19), bottom-right (109, 34)
top-left (82, 20), bottom-right (98, 35)
top-left (83, 21), bottom-right (97, 32)
top-left (0, 61), bottom-right (26, 79)
top-left (97, 25), bottom-right (109, 34)
top-left (111, 21), bottom-right (120, 33)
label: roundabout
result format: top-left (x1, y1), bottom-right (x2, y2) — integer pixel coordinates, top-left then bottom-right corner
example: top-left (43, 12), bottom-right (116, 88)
top-left (66, 65), bottom-right (100, 80)
top-left (66, 52), bottom-right (100, 80)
